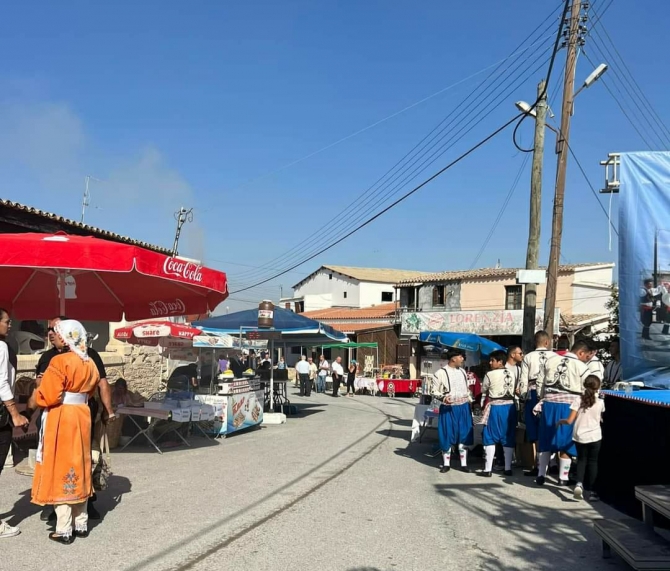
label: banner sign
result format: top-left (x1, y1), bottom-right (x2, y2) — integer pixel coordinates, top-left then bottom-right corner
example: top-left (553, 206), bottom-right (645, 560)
top-left (401, 309), bottom-right (559, 336)
top-left (619, 152), bottom-right (670, 387)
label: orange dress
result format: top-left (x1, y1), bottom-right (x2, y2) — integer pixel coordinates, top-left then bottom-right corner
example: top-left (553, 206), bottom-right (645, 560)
top-left (31, 351), bottom-right (100, 506)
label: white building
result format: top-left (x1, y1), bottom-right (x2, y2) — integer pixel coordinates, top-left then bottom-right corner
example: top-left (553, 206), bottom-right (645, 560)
top-left (281, 265), bottom-right (428, 313)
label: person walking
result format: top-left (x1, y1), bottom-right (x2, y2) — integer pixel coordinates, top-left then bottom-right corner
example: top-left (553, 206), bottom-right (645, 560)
top-left (295, 355), bottom-right (311, 397)
top-left (558, 376), bottom-right (604, 501)
top-left (31, 320), bottom-right (101, 544)
top-left (331, 357), bottom-right (344, 397)
top-left (346, 362), bottom-right (356, 397)
top-left (317, 355), bottom-right (329, 393)
top-left (0, 308), bottom-right (29, 539)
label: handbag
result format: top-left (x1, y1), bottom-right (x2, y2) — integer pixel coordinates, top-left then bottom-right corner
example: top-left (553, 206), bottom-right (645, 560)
top-left (92, 428), bottom-right (112, 491)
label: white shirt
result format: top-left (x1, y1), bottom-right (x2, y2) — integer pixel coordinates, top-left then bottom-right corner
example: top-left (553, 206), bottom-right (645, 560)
top-left (318, 360), bottom-right (329, 375)
top-left (505, 362), bottom-right (520, 386)
top-left (604, 359), bottom-right (622, 385)
top-left (0, 341), bottom-right (17, 402)
top-left (482, 367), bottom-right (516, 400)
top-left (295, 360), bottom-right (311, 375)
top-left (538, 352), bottom-right (589, 397)
top-left (331, 361), bottom-right (344, 377)
top-left (587, 356), bottom-right (605, 381)
top-left (571, 397), bottom-right (605, 444)
top-left (431, 366), bottom-right (469, 400)
top-left (519, 348), bottom-right (556, 397)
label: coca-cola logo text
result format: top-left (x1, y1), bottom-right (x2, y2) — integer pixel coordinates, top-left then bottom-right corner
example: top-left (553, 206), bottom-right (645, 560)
top-left (149, 299), bottom-right (186, 317)
top-left (163, 257), bottom-right (203, 283)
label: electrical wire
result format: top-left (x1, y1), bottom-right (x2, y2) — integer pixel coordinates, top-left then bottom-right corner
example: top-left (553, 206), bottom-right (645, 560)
top-left (232, 0), bottom-right (571, 294)
top-left (468, 153), bottom-right (531, 269)
top-left (232, 4), bottom-right (566, 283)
top-left (233, 47), bottom-right (556, 288)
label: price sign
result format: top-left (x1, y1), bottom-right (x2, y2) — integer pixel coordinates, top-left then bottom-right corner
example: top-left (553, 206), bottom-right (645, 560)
top-left (246, 330), bottom-right (282, 340)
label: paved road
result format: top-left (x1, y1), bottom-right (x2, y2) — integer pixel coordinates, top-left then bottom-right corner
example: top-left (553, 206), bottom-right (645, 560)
top-left (1, 390), bottom-right (626, 571)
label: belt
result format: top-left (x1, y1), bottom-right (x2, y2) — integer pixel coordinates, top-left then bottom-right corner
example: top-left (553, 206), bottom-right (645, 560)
top-left (62, 392), bottom-right (89, 405)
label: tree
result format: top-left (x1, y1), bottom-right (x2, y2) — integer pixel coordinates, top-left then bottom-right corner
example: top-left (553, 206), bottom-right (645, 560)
top-left (605, 283), bottom-right (619, 335)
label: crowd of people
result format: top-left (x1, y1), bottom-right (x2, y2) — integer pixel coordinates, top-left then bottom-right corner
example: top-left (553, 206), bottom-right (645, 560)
top-left (294, 354), bottom-right (358, 398)
top-left (1, 310), bottom-right (116, 543)
top-left (431, 330), bottom-right (618, 501)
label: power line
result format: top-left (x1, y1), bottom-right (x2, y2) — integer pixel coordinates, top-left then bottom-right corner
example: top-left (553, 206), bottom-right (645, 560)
top-left (232, 6), bottom-right (565, 283)
top-left (234, 46), bottom-right (556, 288)
top-left (231, 112), bottom-right (524, 294)
top-left (469, 153), bottom-right (531, 269)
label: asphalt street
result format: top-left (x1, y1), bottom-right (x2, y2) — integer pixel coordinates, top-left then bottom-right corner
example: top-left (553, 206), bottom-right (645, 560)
top-left (0, 389), bottom-right (627, 571)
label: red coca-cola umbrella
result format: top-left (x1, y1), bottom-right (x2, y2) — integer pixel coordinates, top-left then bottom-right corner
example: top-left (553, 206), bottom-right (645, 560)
top-left (114, 320), bottom-right (202, 346)
top-left (0, 232), bottom-right (228, 321)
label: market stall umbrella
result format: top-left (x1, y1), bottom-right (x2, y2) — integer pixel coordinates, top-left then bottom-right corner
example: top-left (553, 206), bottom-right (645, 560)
top-left (418, 331), bottom-right (503, 355)
top-left (114, 320), bottom-right (202, 346)
top-left (0, 232), bottom-right (228, 321)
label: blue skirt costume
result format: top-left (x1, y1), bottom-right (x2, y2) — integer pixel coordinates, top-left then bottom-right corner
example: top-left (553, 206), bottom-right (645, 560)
top-left (538, 401), bottom-right (577, 456)
top-left (482, 402), bottom-right (517, 448)
top-left (438, 402), bottom-right (474, 451)
top-left (524, 389), bottom-right (539, 442)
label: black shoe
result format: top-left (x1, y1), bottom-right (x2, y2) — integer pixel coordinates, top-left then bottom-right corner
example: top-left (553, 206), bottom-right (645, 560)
top-left (48, 510), bottom-right (56, 523)
top-left (504, 470), bottom-right (513, 476)
top-left (535, 476), bottom-right (546, 486)
top-left (74, 529), bottom-right (89, 538)
top-left (49, 533), bottom-right (74, 545)
top-left (40, 506), bottom-right (52, 522)
top-left (523, 468), bottom-right (539, 477)
top-left (439, 466), bottom-right (451, 473)
top-left (478, 471), bottom-right (492, 478)
top-left (87, 504), bottom-right (101, 520)
top-left (460, 467), bottom-right (472, 474)
top-left (557, 479), bottom-right (570, 486)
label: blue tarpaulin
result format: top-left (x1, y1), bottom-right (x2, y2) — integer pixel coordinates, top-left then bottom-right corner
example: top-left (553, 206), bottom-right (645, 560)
top-left (619, 151), bottom-right (670, 388)
top-left (193, 307), bottom-right (348, 345)
top-left (418, 331), bottom-right (503, 355)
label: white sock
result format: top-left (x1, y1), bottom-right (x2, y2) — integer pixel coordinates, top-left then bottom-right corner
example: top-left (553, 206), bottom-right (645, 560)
top-left (458, 445), bottom-right (468, 467)
top-left (503, 447), bottom-right (514, 471)
top-left (538, 451), bottom-right (551, 477)
top-left (559, 457), bottom-right (572, 482)
top-left (442, 451), bottom-right (451, 467)
top-left (484, 445), bottom-right (496, 472)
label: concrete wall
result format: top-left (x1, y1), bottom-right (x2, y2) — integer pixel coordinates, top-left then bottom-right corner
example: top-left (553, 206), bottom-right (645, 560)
top-left (294, 269), bottom-right (359, 308)
top-left (417, 281), bottom-right (461, 311)
top-left (358, 282), bottom-right (396, 307)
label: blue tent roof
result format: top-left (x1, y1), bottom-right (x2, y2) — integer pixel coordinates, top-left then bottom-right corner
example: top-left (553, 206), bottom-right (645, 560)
top-left (193, 307), bottom-right (348, 345)
top-left (419, 331), bottom-right (503, 355)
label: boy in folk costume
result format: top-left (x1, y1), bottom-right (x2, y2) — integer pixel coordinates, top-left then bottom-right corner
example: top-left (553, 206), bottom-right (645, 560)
top-left (431, 348), bottom-right (473, 474)
top-left (517, 330), bottom-right (556, 477)
top-left (479, 350), bottom-right (517, 478)
top-left (534, 339), bottom-right (591, 486)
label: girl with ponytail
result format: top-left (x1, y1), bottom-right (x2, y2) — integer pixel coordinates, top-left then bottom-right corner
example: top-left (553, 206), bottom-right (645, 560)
top-left (558, 375), bottom-right (605, 502)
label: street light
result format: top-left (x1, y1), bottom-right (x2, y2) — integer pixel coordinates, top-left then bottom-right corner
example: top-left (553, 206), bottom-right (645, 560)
top-left (516, 101), bottom-right (560, 135)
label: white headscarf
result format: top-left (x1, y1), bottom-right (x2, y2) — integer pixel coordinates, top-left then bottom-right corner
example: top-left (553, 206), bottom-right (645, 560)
top-left (54, 319), bottom-right (89, 361)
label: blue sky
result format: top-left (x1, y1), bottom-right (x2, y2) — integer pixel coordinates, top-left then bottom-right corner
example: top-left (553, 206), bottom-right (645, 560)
top-left (1, 0), bottom-right (668, 311)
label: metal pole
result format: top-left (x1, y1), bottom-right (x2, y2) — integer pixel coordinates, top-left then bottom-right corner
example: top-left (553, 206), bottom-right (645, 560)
top-left (522, 79), bottom-right (548, 353)
top-left (544, 0), bottom-right (582, 339)
top-left (269, 338), bottom-right (274, 412)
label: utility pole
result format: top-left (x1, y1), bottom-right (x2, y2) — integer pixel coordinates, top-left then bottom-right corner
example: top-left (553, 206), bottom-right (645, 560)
top-left (171, 207), bottom-right (194, 257)
top-left (81, 175), bottom-right (103, 224)
top-left (522, 79), bottom-right (548, 354)
top-left (543, 0), bottom-right (584, 340)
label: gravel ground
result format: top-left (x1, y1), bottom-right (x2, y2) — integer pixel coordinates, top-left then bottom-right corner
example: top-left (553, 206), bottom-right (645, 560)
top-left (0, 391), bottom-right (627, 571)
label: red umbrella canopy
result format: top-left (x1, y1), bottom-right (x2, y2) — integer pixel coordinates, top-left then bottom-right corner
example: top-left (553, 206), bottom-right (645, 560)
top-left (0, 233), bottom-right (228, 321)
top-left (114, 320), bottom-right (202, 345)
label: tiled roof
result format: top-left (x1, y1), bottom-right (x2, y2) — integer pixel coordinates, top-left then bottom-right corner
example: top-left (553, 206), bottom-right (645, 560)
top-left (301, 302), bottom-right (397, 320)
top-left (561, 313), bottom-right (609, 328)
top-left (326, 322), bottom-right (394, 334)
top-left (395, 263), bottom-right (614, 286)
top-left (0, 199), bottom-right (171, 254)
top-left (293, 265), bottom-right (428, 288)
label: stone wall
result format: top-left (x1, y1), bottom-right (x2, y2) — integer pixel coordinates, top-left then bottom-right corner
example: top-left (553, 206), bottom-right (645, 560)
top-left (16, 344), bottom-right (164, 398)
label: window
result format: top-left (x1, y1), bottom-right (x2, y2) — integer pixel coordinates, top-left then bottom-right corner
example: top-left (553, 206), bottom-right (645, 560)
top-left (505, 285), bottom-right (523, 310)
top-left (329, 273), bottom-right (333, 280)
top-left (344, 292), bottom-right (347, 299)
top-left (432, 285), bottom-right (446, 306)
top-left (291, 346), bottom-right (302, 355)
top-left (381, 291), bottom-right (393, 302)
top-left (407, 288), bottom-right (416, 308)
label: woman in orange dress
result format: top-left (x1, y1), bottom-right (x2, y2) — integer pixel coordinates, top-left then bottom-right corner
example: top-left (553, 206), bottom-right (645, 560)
top-left (31, 320), bottom-right (100, 544)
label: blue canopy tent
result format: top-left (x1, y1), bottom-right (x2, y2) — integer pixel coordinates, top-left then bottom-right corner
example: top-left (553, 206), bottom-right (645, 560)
top-left (419, 331), bottom-right (503, 356)
top-left (194, 308), bottom-right (347, 411)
